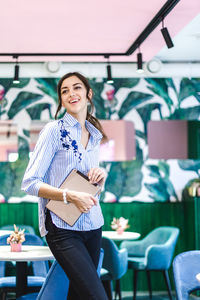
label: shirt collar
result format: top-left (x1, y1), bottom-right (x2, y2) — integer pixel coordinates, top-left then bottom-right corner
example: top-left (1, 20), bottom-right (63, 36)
top-left (62, 112), bottom-right (102, 141)
top-left (62, 112), bottom-right (79, 127)
top-left (85, 120), bottom-right (103, 141)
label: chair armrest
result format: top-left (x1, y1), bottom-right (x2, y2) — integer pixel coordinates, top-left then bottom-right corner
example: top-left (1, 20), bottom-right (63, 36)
top-left (120, 240), bottom-right (146, 257)
top-left (146, 244), bottom-right (175, 269)
top-left (113, 248), bottom-right (128, 280)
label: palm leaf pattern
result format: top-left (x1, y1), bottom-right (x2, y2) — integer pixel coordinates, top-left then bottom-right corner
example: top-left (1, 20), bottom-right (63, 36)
top-left (0, 77), bottom-right (199, 202)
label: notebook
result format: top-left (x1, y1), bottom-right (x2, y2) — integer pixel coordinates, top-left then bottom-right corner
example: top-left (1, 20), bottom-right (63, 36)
top-left (46, 169), bottom-right (101, 226)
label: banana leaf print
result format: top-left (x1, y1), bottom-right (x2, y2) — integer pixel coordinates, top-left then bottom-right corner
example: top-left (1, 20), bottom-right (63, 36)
top-left (0, 162), bottom-right (15, 200)
top-left (136, 139), bottom-right (143, 161)
top-left (105, 160), bottom-right (143, 201)
top-left (135, 130), bottom-right (146, 140)
top-left (0, 137), bottom-right (29, 199)
top-left (23, 129), bottom-right (30, 138)
top-left (178, 160), bottom-right (200, 176)
top-left (145, 161), bottom-right (178, 202)
top-left (144, 181), bottom-right (170, 202)
top-left (112, 78), bottom-right (140, 94)
top-left (178, 78), bottom-right (200, 103)
top-left (145, 78), bottom-right (175, 113)
top-left (8, 92), bottom-right (43, 119)
top-left (168, 106), bottom-right (200, 120)
top-left (35, 78), bottom-right (59, 103)
top-left (0, 76), bottom-right (200, 203)
top-left (158, 160), bottom-right (170, 177)
top-left (118, 91), bottom-right (153, 119)
top-left (0, 79), bottom-right (31, 118)
top-left (26, 103), bottom-right (53, 120)
top-left (3, 137), bottom-right (30, 199)
top-left (0, 78), bottom-right (30, 95)
top-left (89, 81), bottom-right (107, 119)
top-left (136, 103), bottom-right (162, 141)
top-left (191, 78), bottom-right (200, 91)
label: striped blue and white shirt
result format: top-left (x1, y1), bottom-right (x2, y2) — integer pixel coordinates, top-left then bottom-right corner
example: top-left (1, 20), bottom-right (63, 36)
top-left (21, 113), bottom-right (104, 237)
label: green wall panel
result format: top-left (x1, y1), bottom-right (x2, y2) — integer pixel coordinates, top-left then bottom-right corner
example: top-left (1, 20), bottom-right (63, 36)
top-left (0, 201), bottom-right (196, 291)
top-left (100, 202), bottom-right (195, 291)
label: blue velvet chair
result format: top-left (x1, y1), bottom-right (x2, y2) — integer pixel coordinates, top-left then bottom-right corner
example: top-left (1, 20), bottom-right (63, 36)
top-left (16, 248), bottom-right (104, 300)
top-left (120, 226), bottom-right (180, 300)
top-left (173, 250), bottom-right (200, 300)
top-left (0, 234), bottom-right (49, 300)
top-left (16, 260), bottom-right (69, 300)
top-left (101, 237), bottom-right (128, 300)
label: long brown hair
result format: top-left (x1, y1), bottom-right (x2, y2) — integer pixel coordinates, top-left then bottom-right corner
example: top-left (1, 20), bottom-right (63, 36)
top-left (55, 72), bottom-right (107, 142)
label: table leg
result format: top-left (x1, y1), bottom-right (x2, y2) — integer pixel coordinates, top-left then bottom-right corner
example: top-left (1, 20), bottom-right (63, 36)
top-left (16, 261), bottom-right (28, 298)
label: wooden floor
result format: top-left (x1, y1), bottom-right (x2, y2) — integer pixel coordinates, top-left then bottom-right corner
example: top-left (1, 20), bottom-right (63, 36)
top-left (6, 291), bottom-right (200, 300)
top-left (121, 291), bottom-right (198, 300)
top-left (119, 292), bottom-right (176, 300)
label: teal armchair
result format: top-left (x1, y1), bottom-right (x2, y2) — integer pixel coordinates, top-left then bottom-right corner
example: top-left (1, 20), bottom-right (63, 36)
top-left (101, 237), bottom-right (128, 300)
top-left (120, 226), bottom-right (180, 300)
top-left (173, 250), bottom-right (200, 300)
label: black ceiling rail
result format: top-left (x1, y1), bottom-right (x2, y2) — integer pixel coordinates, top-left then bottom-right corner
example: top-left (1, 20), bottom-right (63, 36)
top-left (126, 0), bottom-right (180, 55)
top-left (0, 52), bottom-right (125, 57)
top-left (0, 0), bottom-right (180, 59)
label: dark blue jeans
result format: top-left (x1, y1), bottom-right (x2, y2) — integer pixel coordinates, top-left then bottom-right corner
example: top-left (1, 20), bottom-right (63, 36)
top-left (45, 210), bottom-right (108, 300)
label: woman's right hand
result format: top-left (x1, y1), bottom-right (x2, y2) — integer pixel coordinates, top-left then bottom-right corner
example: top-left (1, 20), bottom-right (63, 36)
top-left (67, 190), bottom-right (98, 213)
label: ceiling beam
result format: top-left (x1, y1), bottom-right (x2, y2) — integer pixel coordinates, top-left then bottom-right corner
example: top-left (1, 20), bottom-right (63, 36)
top-left (0, 0), bottom-right (180, 59)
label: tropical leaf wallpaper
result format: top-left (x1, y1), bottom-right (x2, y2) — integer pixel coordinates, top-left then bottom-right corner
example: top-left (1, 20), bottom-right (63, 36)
top-left (0, 77), bottom-right (199, 203)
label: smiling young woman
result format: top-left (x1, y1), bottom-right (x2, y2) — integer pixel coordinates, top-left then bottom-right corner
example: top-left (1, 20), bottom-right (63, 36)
top-left (22, 72), bottom-right (108, 300)
top-left (60, 77), bottom-right (89, 121)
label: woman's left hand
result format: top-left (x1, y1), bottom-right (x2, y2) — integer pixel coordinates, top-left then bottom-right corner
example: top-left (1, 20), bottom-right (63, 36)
top-left (88, 168), bottom-right (106, 186)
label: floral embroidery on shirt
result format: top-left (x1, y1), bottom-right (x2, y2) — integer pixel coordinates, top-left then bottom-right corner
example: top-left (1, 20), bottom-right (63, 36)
top-left (59, 120), bottom-right (82, 162)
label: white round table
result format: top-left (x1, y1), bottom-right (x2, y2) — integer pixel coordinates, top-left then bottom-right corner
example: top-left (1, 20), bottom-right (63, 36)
top-left (102, 231), bottom-right (140, 241)
top-left (0, 245), bottom-right (53, 261)
top-left (0, 245), bottom-right (54, 297)
top-left (196, 273), bottom-right (200, 282)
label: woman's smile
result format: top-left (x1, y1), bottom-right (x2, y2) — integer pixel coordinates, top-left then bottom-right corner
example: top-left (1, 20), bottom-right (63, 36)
top-left (69, 97), bottom-right (80, 104)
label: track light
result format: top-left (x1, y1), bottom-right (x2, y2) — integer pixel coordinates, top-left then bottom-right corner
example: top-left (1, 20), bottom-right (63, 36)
top-left (161, 19), bottom-right (174, 49)
top-left (106, 64), bottom-right (114, 84)
top-left (13, 65), bottom-right (20, 84)
top-left (136, 49), bottom-right (144, 74)
top-left (13, 56), bottom-right (20, 84)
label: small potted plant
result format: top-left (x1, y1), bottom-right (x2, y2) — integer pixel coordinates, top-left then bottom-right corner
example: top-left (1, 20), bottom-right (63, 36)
top-left (7, 224), bottom-right (25, 252)
top-left (111, 217), bottom-right (130, 235)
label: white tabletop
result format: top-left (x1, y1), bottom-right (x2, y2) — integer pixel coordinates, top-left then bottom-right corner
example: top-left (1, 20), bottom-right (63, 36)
top-left (0, 245), bottom-right (54, 262)
top-left (102, 231), bottom-right (140, 241)
top-left (196, 273), bottom-right (200, 282)
top-left (0, 230), bottom-right (13, 236)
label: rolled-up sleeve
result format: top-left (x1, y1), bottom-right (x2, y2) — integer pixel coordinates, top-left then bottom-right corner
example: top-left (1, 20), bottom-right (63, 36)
top-left (21, 122), bottom-right (58, 196)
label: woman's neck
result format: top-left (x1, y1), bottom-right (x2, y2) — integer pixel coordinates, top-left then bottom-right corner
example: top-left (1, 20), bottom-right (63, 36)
top-left (69, 112), bottom-right (87, 130)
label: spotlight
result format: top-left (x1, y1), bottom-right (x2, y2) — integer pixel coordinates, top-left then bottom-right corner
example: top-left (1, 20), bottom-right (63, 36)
top-left (13, 64), bottom-right (20, 84)
top-left (106, 64), bottom-right (114, 84)
top-left (161, 19), bottom-right (174, 49)
top-left (136, 52), bottom-right (144, 74)
top-left (13, 56), bottom-right (20, 84)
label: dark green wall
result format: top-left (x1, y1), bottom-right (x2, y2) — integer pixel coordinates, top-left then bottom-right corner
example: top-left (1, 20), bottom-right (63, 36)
top-left (0, 200), bottom-right (196, 291)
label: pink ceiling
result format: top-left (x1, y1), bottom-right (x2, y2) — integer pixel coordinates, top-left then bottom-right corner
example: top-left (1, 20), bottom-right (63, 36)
top-left (0, 0), bottom-right (199, 62)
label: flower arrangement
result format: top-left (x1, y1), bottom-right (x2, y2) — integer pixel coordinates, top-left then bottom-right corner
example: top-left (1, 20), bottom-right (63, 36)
top-left (7, 224), bottom-right (25, 245)
top-left (111, 217), bottom-right (130, 234)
